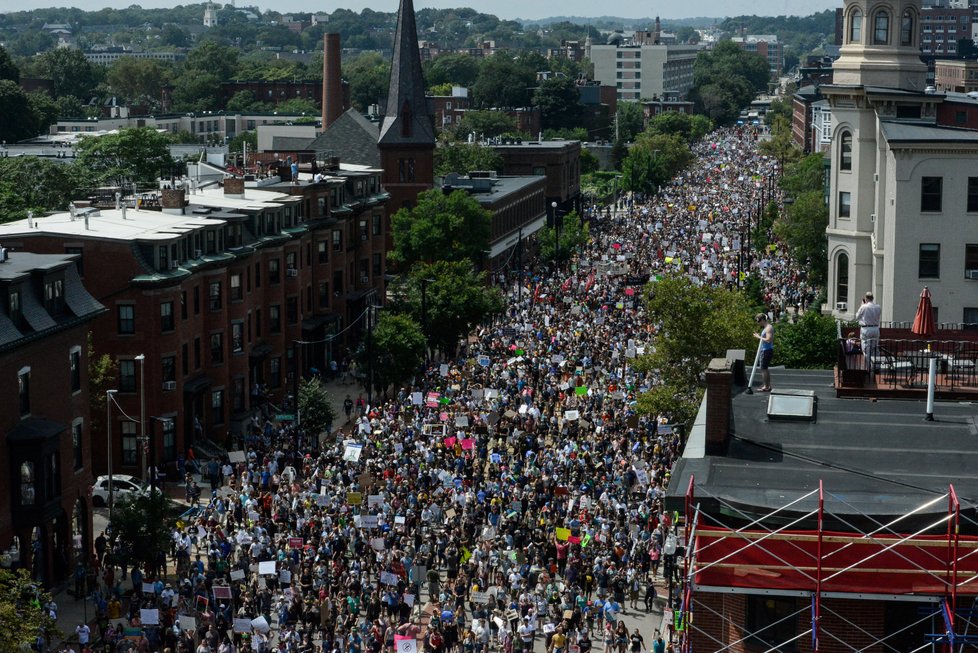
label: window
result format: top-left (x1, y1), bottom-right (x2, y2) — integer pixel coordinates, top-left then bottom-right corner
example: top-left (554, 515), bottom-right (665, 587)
top-left (333, 270), bottom-right (343, 294)
top-left (964, 307), bottom-right (978, 328)
top-left (286, 252), bottom-right (297, 272)
top-left (836, 253), bottom-right (849, 309)
top-left (161, 301), bottom-right (174, 332)
top-left (230, 273), bottom-right (243, 301)
top-left (233, 377), bottom-right (246, 412)
top-left (746, 596), bottom-right (797, 651)
top-left (372, 214), bottom-right (382, 236)
top-left (118, 305), bottom-right (135, 334)
top-left (839, 191), bottom-right (851, 218)
top-left (874, 11), bottom-right (890, 44)
top-left (193, 286), bottom-right (200, 314)
top-left (319, 282), bottom-right (330, 308)
top-left (901, 10), bottom-right (914, 46)
top-left (181, 291), bottom-right (187, 320)
top-left (968, 178), bottom-right (978, 212)
top-left (231, 322), bottom-right (244, 353)
top-left (162, 355), bottom-right (176, 384)
top-left (209, 281), bottom-right (222, 310)
top-left (162, 419), bottom-right (175, 461)
top-left (158, 244), bottom-right (169, 270)
top-left (921, 176), bottom-right (943, 212)
top-left (69, 347), bottom-right (81, 393)
top-left (72, 419), bottom-right (83, 471)
top-left (372, 252), bottom-right (383, 277)
top-left (119, 359), bottom-right (136, 392)
top-left (839, 132), bottom-right (852, 171)
top-left (211, 389), bottom-right (225, 425)
top-left (318, 241), bottom-right (329, 263)
top-left (20, 462), bottom-right (35, 506)
top-left (269, 305), bottom-right (281, 334)
top-left (182, 343), bottom-right (189, 376)
top-left (121, 421), bottom-right (138, 465)
top-left (919, 243), bottom-right (941, 278)
top-left (210, 332), bottom-right (224, 364)
top-left (966, 244), bottom-right (978, 275)
top-left (9, 289), bottom-right (21, 326)
top-left (255, 262), bottom-right (261, 288)
top-left (287, 297), bottom-right (298, 325)
top-left (850, 10), bottom-right (862, 42)
top-left (269, 258), bottom-right (280, 285)
top-left (44, 279), bottom-right (64, 315)
top-left (18, 367), bottom-right (30, 416)
top-left (270, 357), bottom-right (281, 388)
top-left (194, 337), bottom-right (201, 369)
top-left (332, 229), bottom-right (342, 251)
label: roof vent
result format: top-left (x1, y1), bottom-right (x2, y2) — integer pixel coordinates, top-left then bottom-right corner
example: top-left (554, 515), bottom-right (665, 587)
top-left (766, 389), bottom-right (817, 422)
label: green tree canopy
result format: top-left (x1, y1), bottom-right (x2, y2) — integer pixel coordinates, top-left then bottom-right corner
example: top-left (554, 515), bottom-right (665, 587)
top-left (454, 110), bottom-right (517, 139)
top-left (171, 71), bottom-right (223, 113)
top-left (434, 137), bottom-right (503, 176)
top-left (533, 76), bottom-right (584, 131)
top-left (0, 46), bottom-right (20, 83)
top-left (185, 40), bottom-right (240, 81)
top-left (36, 48), bottom-right (101, 100)
top-left (390, 188), bottom-right (492, 268)
top-left (343, 52), bottom-right (389, 112)
top-left (0, 81), bottom-right (37, 143)
top-left (471, 52), bottom-right (536, 109)
top-left (780, 152), bottom-right (826, 198)
top-left (74, 127), bottom-right (174, 188)
top-left (646, 111), bottom-right (713, 143)
top-left (615, 101), bottom-right (645, 143)
top-left (106, 57), bottom-right (169, 107)
top-left (297, 377), bottom-right (337, 436)
top-left (401, 260), bottom-right (505, 355)
top-left (424, 53), bottom-right (481, 87)
top-left (0, 568), bottom-right (59, 653)
top-left (774, 190), bottom-right (828, 286)
top-left (621, 132), bottom-right (694, 195)
top-left (0, 156), bottom-right (89, 222)
top-left (775, 310), bottom-right (838, 369)
top-left (689, 40), bottom-right (770, 125)
top-left (538, 212), bottom-right (589, 264)
top-left (111, 493), bottom-right (173, 573)
top-left (358, 313), bottom-right (425, 398)
top-left (275, 97), bottom-right (320, 115)
top-left (758, 114), bottom-right (803, 168)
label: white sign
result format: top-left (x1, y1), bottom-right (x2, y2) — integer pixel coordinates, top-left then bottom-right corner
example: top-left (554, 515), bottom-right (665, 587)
top-left (440, 364), bottom-right (450, 377)
top-left (368, 494), bottom-right (384, 508)
top-left (380, 571), bottom-right (400, 586)
top-left (230, 569), bottom-right (246, 581)
top-left (258, 561), bottom-right (276, 576)
top-left (140, 609), bottom-right (160, 625)
top-left (233, 618), bottom-right (252, 633)
top-left (343, 443), bottom-right (364, 462)
top-left (470, 591), bottom-right (492, 604)
top-left (178, 615), bottom-right (197, 632)
top-left (397, 639), bottom-right (418, 653)
top-left (227, 450), bottom-right (246, 463)
top-left (251, 616), bottom-right (271, 633)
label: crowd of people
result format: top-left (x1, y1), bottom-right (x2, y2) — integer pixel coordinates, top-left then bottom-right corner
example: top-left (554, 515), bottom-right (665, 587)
top-left (65, 126), bottom-right (812, 653)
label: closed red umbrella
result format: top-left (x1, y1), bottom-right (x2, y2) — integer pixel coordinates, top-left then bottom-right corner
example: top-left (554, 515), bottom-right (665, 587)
top-left (911, 287), bottom-right (936, 337)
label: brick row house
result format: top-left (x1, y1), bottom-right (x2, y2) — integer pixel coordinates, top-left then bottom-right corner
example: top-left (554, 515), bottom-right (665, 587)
top-left (0, 167), bottom-right (388, 482)
top-left (0, 252), bottom-right (104, 586)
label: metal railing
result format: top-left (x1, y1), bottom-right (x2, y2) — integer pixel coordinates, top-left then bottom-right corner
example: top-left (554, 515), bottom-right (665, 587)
top-left (839, 337), bottom-right (978, 389)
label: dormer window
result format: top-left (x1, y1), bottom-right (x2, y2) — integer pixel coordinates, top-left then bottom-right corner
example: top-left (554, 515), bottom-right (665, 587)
top-left (159, 245), bottom-right (169, 270)
top-left (9, 289), bottom-right (22, 327)
top-left (44, 278), bottom-right (64, 316)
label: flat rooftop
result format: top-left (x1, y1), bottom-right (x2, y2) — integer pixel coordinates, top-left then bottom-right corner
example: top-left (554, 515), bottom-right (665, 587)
top-left (0, 208), bottom-right (228, 242)
top-left (668, 368), bottom-right (978, 529)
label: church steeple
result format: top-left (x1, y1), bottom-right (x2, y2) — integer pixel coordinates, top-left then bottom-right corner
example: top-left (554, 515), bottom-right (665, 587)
top-left (833, 0), bottom-right (926, 90)
top-left (378, 0), bottom-right (434, 147)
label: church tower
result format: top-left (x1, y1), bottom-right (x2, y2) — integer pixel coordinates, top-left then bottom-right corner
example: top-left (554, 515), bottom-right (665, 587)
top-left (377, 0), bottom-right (435, 213)
top-left (822, 0), bottom-right (931, 319)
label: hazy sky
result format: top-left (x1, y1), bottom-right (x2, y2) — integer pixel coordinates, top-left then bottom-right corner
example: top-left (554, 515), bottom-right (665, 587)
top-left (9, 0), bottom-right (842, 21)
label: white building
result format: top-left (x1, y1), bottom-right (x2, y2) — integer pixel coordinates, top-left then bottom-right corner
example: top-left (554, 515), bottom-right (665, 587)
top-left (586, 38), bottom-right (700, 102)
top-left (825, 0), bottom-right (978, 326)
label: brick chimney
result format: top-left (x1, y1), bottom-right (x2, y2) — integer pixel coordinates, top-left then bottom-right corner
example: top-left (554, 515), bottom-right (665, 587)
top-left (224, 178), bottom-right (245, 198)
top-left (160, 188), bottom-right (186, 215)
top-left (322, 33), bottom-right (343, 129)
top-left (704, 357), bottom-right (733, 455)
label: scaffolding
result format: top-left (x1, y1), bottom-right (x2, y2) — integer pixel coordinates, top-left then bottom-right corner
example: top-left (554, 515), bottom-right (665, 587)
top-left (680, 476), bottom-right (978, 653)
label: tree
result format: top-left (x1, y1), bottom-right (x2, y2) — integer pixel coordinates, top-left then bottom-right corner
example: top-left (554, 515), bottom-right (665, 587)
top-left (110, 493), bottom-right (173, 574)
top-left (424, 53), bottom-right (481, 87)
top-left (0, 80), bottom-right (36, 143)
top-left (35, 48), bottom-right (101, 100)
top-left (621, 132), bottom-right (694, 195)
top-left (106, 57), bottom-right (169, 107)
top-left (185, 41), bottom-right (239, 82)
top-left (0, 45), bottom-right (19, 83)
top-left (689, 40), bottom-right (770, 125)
top-left (775, 310), bottom-right (838, 369)
top-left (170, 71), bottom-right (222, 112)
top-left (674, 26), bottom-right (699, 44)
top-left (357, 313), bottom-right (425, 398)
top-left (646, 111), bottom-right (713, 143)
top-left (390, 188), bottom-right (492, 268)
top-left (54, 95), bottom-right (86, 119)
top-left (401, 260), bottom-right (504, 355)
top-left (74, 127), bottom-right (174, 188)
top-left (226, 90), bottom-right (270, 112)
top-left (0, 157), bottom-right (89, 222)
top-left (759, 114), bottom-right (802, 169)
top-left (343, 52), bottom-right (389, 111)
top-left (774, 190), bottom-right (828, 286)
top-left (471, 52), bottom-right (536, 109)
top-left (0, 568), bottom-right (59, 653)
top-left (27, 91), bottom-right (58, 134)
top-left (160, 24), bottom-right (189, 48)
top-left (87, 332), bottom-right (117, 448)
top-left (297, 377), bottom-right (337, 437)
top-left (538, 212), bottom-right (589, 264)
top-left (454, 110), bottom-right (516, 139)
top-left (615, 101), bottom-right (645, 143)
top-left (533, 76), bottom-right (584, 131)
top-left (275, 98), bottom-right (320, 115)
top-left (434, 137), bottom-right (503, 176)
top-left (429, 82), bottom-right (453, 96)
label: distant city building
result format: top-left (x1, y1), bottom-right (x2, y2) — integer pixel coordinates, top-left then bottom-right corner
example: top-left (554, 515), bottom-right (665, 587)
top-left (920, 2), bottom-right (972, 59)
top-left (730, 35), bottom-right (783, 76)
top-left (935, 58), bottom-right (978, 92)
top-left (83, 50), bottom-right (186, 65)
top-left (586, 33), bottom-right (700, 102)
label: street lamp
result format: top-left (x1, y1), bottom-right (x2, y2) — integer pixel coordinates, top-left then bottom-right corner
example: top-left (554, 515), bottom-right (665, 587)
top-left (106, 389), bottom-right (117, 525)
top-left (148, 416), bottom-right (173, 496)
top-left (365, 304), bottom-right (384, 407)
top-left (551, 201), bottom-right (563, 269)
top-left (134, 354), bottom-right (146, 484)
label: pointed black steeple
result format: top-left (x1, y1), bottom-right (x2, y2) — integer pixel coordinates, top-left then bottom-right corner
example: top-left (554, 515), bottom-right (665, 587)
top-left (378, 0), bottom-right (434, 147)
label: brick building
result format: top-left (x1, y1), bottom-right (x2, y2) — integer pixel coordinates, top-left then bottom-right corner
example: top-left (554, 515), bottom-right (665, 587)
top-left (490, 139), bottom-right (582, 218)
top-left (0, 252), bottom-right (104, 587)
top-left (0, 170), bottom-right (388, 481)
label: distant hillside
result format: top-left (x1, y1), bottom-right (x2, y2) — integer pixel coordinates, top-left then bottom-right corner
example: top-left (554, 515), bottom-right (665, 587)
top-left (519, 16), bottom-right (720, 29)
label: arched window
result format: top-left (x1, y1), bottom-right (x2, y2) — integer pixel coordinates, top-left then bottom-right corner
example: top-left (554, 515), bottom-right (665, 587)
top-left (849, 10), bottom-right (862, 44)
top-left (840, 131), bottom-right (852, 171)
top-left (874, 11), bottom-right (890, 45)
top-left (836, 252), bottom-right (850, 310)
top-left (901, 10), bottom-right (914, 46)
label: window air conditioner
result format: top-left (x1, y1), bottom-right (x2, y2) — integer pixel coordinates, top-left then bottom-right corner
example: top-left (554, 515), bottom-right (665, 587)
top-left (163, 381), bottom-right (177, 391)
top-left (287, 268), bottom-right (298, 277)
top-left (836, 301), bottom-right (848, 312)
top-left (966, 270), bottom-right (978, 280)
top-left (361, 275), bottom-right (369, 284)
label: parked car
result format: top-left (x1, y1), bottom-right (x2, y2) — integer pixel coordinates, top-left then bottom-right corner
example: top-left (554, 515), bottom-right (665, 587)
top-left (90, 474), bottom-right (145, 507)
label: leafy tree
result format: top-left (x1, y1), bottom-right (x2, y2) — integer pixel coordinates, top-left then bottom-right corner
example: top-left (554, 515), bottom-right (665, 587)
top-left (765, 97), bottom-right (793, 125)
top-left (774, 190), bottom-right (828, 286)
top-left (636, 383), bottom-right (702, 433)
top-left (533, 76), bottom-right (584, 131)
top-left (424, 53), bottom-right (481, 87)
top-left (434, 137), bottom-right (503, 176)
top-left (297, 377), bottom-right (336, 436)
top-left (689, 40), bottom-right (770, 125)
top-left (429, 82), bottom-right (453, 96)
top-left (580, 148), bottom-right (600, 174)
top-left (6, 30), bottom-right (55, 58)
top-left (343, 52), bottom-right (389, 112)
top-left (27, 91), bottom-right (58, 134)
top-left (110, 493), bottom-right (173, 573)
top-left (170, 72), bottom-right (223, 113)
top-left (275, 98), bottom-right (320, 115)
top-left (402, 260), bottom-right (505, 355)
top-left (0, 80), bottom-right (37, 143)
top-left (390, 188), bottom-right (492, 268)
top-left (646, 111), bottom-right (713, 143)
top-left (615, 101), bottom-right (645, 143)
top-left (54, 94), bottom-right (87, 119)
top-left (0, 157), bottom-right (88, 222)
top-left (358, 313), bottom-right (425, 398)
top-left (454, 110), bottom-right (516, 139)
top-left (106, 57), bottom-right (169, 107)
top-left (87, 332), bottom-right (117, 447)
top-left (780, 152), bottom-right (826, 198)
top-left (226, 90), bottom-right (270, 112)
top-left (674, 26), bottom-right (699, 44)
top-left (0, 568), bottom-right (59, 653)
top-left (0, 45), bottom-right (19, 83)
top-left (621, 132), bottom-right (693, 195)
top-left (775, 310), bottom-right (838, 369)
top-left (759, 114), bottom-right (802, 169)
top-left (227, 130), bottom-right (258, 163)
top-left (74, 127), bottom-right (174, 188)
top-left (160, 24), bottom-right (189, 48)
top-left (471, 52), bottom-right (536, 109)
top-left (185, 41), bottom-right (239, 82)
top-left (35, 48), bottom-right (101, 100)
top-left (538, 212), bottom-right (589, 264)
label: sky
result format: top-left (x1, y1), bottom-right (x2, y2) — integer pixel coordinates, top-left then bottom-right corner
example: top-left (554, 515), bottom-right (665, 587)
top-left (8, 0), bottom-right (843, 21)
